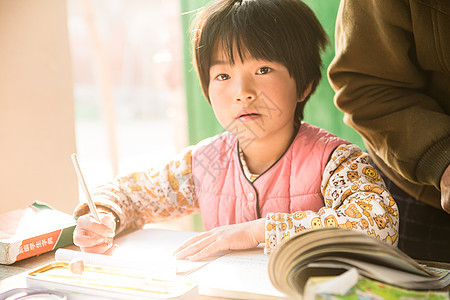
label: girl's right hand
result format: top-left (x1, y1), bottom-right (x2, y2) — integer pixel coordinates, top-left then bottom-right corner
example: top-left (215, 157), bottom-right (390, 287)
top-left (73, 212), bottom-right (116, 254)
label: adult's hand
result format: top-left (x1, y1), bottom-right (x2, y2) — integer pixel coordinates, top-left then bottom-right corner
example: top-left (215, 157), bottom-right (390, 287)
top-left (173, 218), bottom-right (265, 261)
top-left (73, 211), bottom-right (116, 254)
top-left (441, 164), bottom-right (450, 214)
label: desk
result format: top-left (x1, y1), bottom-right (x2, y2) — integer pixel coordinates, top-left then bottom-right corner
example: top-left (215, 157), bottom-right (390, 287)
top-left (1, 231), bottom-right (450, 299)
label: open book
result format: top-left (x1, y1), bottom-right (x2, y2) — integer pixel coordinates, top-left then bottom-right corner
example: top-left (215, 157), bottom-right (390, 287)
top-left (268, 227), bottom-right (450, 297)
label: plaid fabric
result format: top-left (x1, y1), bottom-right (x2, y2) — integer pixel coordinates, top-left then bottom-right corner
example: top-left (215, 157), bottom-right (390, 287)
top-left (377, 167), bottom-right (450, 263)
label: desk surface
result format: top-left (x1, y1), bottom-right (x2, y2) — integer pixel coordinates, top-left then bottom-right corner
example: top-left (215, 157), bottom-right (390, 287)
top-left (2, 236), bottom-right (450, 298)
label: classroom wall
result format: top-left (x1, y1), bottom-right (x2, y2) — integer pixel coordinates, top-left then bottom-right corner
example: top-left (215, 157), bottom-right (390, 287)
top-left (0, 0), bottom-right (78, 214)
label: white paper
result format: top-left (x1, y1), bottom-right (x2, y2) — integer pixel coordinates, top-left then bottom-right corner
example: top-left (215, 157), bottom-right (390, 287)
top-left (55, 229), bottom-right (226, 276)
top-left (197, 247), bottom-right (288, 299)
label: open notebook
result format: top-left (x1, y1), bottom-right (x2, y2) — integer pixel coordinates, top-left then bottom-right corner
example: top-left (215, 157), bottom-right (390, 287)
top-left (54, 229), bottom-right (213, 276)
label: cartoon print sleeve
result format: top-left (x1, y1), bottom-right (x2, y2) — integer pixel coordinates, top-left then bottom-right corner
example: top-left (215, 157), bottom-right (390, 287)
top-left (264, 144), bottom-right (399, 254)
top-left (73, 147), bottom-right (199, 234)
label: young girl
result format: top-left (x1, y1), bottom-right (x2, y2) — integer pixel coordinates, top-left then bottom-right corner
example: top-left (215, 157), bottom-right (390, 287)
top-left (73, 0), bottom-right (399, 261)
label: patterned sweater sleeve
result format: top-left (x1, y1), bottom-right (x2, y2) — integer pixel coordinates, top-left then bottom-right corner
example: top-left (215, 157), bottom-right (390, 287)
top-left (73, 147), bottom-right (199, 234)
top-left (264, 144), bottom-right (399, 254)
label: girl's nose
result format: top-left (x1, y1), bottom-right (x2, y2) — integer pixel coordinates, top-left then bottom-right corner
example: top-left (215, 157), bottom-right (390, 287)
top-left (234, 76), bottom-right (256, 103)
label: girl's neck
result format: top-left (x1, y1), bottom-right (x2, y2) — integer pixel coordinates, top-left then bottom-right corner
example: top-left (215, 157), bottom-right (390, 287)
top-left (240, 123), bottom-right (299, 175)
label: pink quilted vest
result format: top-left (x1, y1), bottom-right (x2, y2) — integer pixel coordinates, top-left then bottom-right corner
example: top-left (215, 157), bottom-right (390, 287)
top-left (191, 122), bottom-right (348, 230)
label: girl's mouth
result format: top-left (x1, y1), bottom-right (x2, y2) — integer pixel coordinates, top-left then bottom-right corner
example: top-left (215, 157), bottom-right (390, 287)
top-left (236, 112), bottom-right (261, 121)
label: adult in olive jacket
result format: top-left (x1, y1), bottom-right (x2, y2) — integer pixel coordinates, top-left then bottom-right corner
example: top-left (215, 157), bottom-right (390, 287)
top-left (328, 0), bottom-right (450, 262)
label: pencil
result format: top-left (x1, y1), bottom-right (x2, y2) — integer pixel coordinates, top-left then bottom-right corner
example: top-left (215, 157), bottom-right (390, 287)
top-left (71, 153), bottom-right (101, 222)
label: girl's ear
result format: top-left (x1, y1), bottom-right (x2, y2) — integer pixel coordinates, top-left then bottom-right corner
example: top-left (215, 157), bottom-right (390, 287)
top-left (297, 82), bottom-right (313, 103)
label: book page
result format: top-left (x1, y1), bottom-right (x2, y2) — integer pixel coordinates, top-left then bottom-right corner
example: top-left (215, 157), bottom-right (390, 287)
top-left (196, 246), bottom-right (288, 299)
top-left (56, 228), bottom-right (220, 276)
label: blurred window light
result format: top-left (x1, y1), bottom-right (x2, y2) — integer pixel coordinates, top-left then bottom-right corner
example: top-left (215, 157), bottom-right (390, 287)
top-left (67, 0), bottom-right (188, 190)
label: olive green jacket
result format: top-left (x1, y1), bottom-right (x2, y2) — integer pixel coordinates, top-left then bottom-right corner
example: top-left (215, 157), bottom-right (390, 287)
top-left (328, 0), bottom-right (450, 209)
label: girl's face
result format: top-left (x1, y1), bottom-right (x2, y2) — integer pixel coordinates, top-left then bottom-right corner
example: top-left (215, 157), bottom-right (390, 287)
top-left (208, 48), bottom-right (301, 147)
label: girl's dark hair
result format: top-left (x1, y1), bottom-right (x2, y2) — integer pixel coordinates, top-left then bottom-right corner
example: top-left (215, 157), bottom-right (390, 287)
top-left (192, 0), bottom-right (328, 120)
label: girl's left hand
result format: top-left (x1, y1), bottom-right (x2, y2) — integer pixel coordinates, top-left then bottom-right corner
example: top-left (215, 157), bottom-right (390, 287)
top-left (173, 218), bottom-right (265, 261)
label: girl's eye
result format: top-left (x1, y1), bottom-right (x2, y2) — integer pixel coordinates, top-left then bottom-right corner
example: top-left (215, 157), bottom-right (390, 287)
top-left (215, 74), bottom-right (230, 81)
top-left (256, 67), bottom-right (271, 75)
